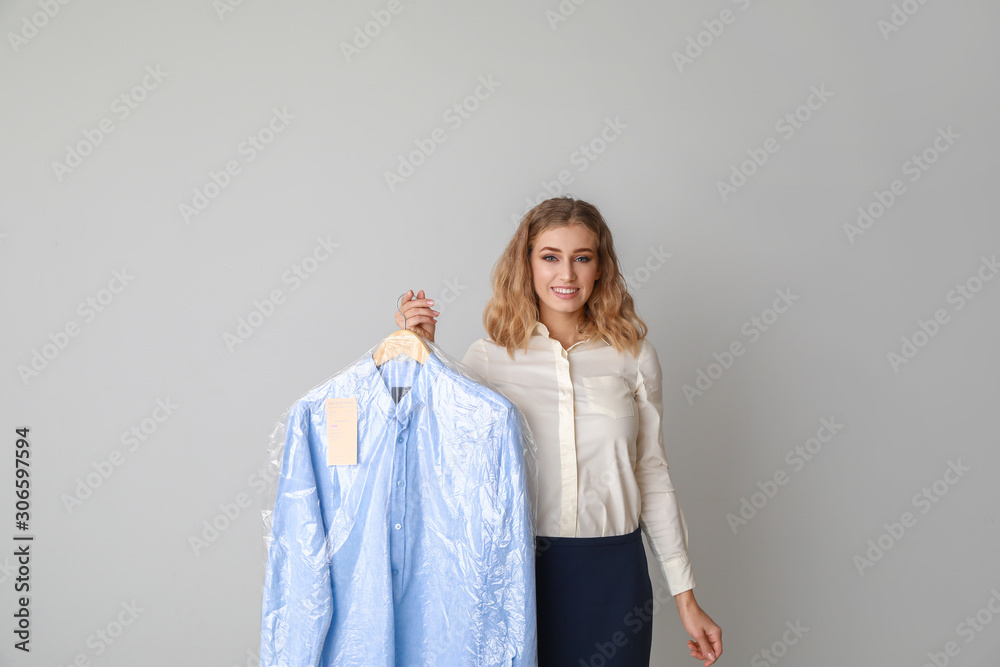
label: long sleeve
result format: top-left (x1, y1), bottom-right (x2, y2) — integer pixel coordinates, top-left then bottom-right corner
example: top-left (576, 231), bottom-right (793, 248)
top-left (484, 404), bottom-right (537, 667)
top-left (260, 402), bottom-right (334, 667)
top-left (633, 339), bottom-right (696, 596)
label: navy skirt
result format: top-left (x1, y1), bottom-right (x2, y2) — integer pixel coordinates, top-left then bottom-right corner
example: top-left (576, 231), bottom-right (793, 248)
top-left (534, 527), bottom-right (654, 666)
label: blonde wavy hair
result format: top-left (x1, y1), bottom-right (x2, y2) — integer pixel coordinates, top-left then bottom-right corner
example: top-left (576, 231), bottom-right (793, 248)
top-left (483, 196), bottom-right (648, 358)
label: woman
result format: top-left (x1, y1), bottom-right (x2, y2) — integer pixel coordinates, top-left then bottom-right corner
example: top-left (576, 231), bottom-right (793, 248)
top-left (395, 197), bottom-right (722, 666)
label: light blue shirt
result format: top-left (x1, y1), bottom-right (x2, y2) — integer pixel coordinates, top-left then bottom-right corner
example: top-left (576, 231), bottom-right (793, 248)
top-left (260, 349), bottom-right (537, 666)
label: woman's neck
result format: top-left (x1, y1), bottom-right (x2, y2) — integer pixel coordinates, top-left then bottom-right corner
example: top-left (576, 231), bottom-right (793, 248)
top-left (539, 309), bottom-right (585, 350)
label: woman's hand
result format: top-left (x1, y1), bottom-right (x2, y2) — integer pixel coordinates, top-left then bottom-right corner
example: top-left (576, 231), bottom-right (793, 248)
top-left (394, 289), bottom-right (439, 343)
top-left (675, 590), bottom-right (722, 665)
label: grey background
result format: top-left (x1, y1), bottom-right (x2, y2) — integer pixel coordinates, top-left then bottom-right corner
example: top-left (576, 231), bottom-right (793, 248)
top-left (2, 0), bottom-right (999, 665)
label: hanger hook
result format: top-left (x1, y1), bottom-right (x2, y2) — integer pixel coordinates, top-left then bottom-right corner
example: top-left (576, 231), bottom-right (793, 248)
top-left (396, 292), bottom-right (408, 331)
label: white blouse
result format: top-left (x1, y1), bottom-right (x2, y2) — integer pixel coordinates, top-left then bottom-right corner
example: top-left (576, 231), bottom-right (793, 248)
top-left (462, 321), bottom-right (695, 596)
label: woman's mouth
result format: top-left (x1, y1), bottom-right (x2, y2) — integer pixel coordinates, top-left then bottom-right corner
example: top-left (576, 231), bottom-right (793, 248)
top-left (551, 287), bottom-right (580, 299)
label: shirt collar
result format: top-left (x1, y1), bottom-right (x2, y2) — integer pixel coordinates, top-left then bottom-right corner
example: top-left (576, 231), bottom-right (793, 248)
top-left (363, 348), bottom-right (443, 423)
top-left (531, 320), bottom-right (605, 349)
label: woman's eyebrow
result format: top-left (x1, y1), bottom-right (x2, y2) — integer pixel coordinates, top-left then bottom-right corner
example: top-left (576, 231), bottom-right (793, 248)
top-left (538, 247), bottom-right (595, 253)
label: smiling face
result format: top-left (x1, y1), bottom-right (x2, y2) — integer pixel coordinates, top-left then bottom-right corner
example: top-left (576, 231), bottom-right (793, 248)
top-left (530, 224), bottom-right (602, 322)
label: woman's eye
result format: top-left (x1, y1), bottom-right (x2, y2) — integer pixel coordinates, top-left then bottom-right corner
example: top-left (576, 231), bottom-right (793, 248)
top-left (541, 254), bottom-right (590, 261)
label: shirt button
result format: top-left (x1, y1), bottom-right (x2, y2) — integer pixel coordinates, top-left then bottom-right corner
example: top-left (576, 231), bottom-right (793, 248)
top-left (397, 435), bottom-right (404, 444)
top-left (397, 480), bottom-right (404, 486)
top-left (392, 569), bottom-right (399, 576)
top-left (394, 523), bottom-right (402, 530)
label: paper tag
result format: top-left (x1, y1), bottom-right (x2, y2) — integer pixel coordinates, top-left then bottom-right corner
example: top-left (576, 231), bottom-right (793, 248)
top-left (325, 398), bottom-right (358, 465)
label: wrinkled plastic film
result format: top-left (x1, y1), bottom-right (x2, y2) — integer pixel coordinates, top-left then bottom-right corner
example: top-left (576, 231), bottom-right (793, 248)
top-left (259, 336), bottom-right (538, 666)
top-left (260, 337), bottom-right (540, 558)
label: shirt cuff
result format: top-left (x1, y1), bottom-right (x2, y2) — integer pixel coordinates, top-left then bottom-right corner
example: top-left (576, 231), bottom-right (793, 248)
top-left (660, 556), bottom-right (696, 596)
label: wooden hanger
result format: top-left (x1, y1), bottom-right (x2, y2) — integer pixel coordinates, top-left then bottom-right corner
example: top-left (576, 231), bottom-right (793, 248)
top-left (373, 292), bottom-right (430, 367)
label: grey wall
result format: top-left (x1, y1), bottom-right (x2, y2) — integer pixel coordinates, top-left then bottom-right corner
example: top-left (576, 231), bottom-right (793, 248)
top-left (3, 1), bottom-right (999, 665)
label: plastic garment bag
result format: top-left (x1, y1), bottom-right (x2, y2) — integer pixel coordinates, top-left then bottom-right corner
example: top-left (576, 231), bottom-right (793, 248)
top-left (259, 336), bottom-right (538, 666)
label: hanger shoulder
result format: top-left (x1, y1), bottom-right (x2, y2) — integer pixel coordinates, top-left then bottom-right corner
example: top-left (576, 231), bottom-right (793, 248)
top-left (373, 329), bottom-right (430, 367)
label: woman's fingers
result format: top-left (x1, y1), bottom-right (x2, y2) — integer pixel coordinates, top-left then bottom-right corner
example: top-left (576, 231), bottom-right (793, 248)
top-left (403, 313), bottom-right (437, 329)
top-left (394, 289), bottom-right (438, 342)
top-left (397, 289), bottom-right (438, 328)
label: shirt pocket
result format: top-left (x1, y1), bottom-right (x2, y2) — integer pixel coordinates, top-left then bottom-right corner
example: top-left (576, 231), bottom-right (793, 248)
top-left (583, 375), bottom-right (635, 419)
